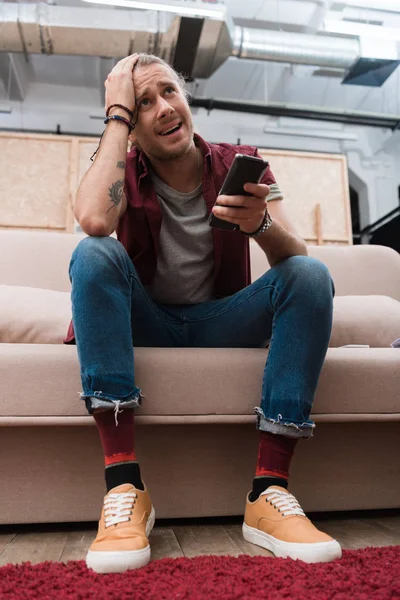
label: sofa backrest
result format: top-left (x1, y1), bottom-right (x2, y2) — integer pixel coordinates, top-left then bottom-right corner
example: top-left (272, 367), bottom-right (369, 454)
top-left (0, 230), bottom-right (85, 292)
top-left (250, 240), bottom-right (400, 301)
top-left (1, 230), bottom-right (400, 300)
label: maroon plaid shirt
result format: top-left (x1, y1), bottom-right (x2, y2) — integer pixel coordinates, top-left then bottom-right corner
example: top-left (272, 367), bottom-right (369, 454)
top-left (63, 134), bottom-right (277, 344)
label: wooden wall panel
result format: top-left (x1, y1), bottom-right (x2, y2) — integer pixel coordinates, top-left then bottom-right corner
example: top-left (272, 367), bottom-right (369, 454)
top-left (259, 149), bottom-right (352, 245)
top-left (77, 141), bottom-right (99, 189)
top-left (0, 133), bottom-right (352, 245)
top-left (0, 134), bottom-right (71, 230)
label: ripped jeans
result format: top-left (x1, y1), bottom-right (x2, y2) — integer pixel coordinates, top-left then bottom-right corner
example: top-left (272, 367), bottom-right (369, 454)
top-left (69, 236), bottom-right (334, 439)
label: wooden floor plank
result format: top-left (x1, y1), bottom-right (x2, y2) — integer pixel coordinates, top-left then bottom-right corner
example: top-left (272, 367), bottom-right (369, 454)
top-left (0, 532), bottom-right (68, 567)
top-left (149, 527), bottom-right (184, 561)
top-left (0, 533), bottom-right (17, 556)
top-left (360, 517), bottom-right (400, 544)
top-left (223, 524), bottom-right (274, 558)
top-left (314, 518), bottom-right (398, 550)
top-left (61, 527), bottom-right (184, 563)
top-left (1, 512), bottom-right (399, 566)
top-left (60, 530), bottom-right (97, 563)
top-left (173, 524), bottom-right (243, 558)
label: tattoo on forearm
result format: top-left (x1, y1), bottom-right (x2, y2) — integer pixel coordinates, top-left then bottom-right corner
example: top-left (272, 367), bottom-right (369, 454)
top-left (117, 161), bottom-right (125, 169)
top-left (107, 179), bottom-right (125, 213)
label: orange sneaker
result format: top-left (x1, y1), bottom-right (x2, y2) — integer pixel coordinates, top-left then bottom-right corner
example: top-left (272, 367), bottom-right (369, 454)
top-left (243, 486), bottom-right (342, 563)
top-left (86, 483), bottom-right (155, 573)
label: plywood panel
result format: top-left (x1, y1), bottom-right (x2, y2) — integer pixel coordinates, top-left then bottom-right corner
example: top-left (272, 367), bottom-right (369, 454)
top-left (76, 138), bottom-right (128, 194)
top-left (259, 149), bottom-right (352, 245)
top-left (0, 136), bottom-right (71, 229)
top-left (77, 140), bottom-right (99, 192)
top-left (0, 133), bottom-right (352, 244)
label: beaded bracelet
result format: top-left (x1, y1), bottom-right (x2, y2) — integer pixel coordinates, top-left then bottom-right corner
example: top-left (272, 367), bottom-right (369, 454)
top-left (90, 112), bottom-right (136, 161)
top-left (104, 114), bottom-right (134, 132)
top-left (106, 103), bottom-right (134, 120)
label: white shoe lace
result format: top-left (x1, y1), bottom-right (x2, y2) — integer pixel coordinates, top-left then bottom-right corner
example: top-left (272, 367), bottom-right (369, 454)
top-left (261, 488), bottom-right (307, 518)
top-left (104, 492), bottom-right (137, 528)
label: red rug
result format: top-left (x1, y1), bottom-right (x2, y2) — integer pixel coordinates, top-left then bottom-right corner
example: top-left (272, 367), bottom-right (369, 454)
top-left (0, 546), bottom-right (399, 599)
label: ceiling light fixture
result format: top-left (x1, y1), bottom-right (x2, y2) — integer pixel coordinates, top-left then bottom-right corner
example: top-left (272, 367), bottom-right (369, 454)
top-left (323, 19), bottom-right (400, 40)
top-left (81, 0), bottom-right (225, 19)
top-left (343, 0), bottom-right (400, 11)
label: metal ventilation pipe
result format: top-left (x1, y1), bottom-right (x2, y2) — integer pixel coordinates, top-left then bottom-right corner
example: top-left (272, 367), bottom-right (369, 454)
top-left (232, 26), bottom-right (360, 69)
top-left (0, 2), bottom-right (363, 74)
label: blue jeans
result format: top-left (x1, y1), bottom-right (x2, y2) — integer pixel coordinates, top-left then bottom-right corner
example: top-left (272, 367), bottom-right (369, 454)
top-left (69, 236), bottom-right (334, 439)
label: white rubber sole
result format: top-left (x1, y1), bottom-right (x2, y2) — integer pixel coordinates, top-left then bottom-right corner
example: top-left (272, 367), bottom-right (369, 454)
top-left (242, 522), bottom-right (342, 563)
top-left (86, 506), bottom-right (156, 573)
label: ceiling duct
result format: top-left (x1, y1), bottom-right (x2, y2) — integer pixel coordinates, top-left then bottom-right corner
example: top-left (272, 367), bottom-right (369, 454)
top-left (0, 2), bottom-right (398, 84)
top-left (1, 3), bottom-right (177, 61)
top-left (0, 2), bottom-right (232, 78)
top-left (232, 26), bottom-right (359, 70)
top-left (232, 25), bottom-right (399, 86)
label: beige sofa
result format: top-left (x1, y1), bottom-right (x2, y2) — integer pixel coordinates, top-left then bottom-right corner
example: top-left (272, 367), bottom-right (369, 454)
top-left (1, 229), bottom-right (399, 525)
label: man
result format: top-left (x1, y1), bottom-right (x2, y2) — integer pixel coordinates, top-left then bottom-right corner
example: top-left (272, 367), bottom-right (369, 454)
top-left (66, 52), bottom-right (341, 574)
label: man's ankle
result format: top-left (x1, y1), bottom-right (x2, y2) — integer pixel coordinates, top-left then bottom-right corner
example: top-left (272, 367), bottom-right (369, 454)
top-left (105, 462), bottom-right (144, 492)
top-left (249, 476), bottom-right (288, 502)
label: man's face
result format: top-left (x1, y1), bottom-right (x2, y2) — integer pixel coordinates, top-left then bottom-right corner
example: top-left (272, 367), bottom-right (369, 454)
top-left (131, 63), bottom-right (194, 161)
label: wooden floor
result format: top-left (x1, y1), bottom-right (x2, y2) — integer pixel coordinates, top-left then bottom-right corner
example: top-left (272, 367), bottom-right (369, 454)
top-left (0, 509), bottom-right (399, 566)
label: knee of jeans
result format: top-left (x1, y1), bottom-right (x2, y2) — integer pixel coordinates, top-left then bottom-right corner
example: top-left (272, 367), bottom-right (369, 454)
top-left (71, 235), bottom-right (122, 264)
top-left (70, 235), bottom-right (127, 279)
top-left (283, 255), bottom-right (334, 295)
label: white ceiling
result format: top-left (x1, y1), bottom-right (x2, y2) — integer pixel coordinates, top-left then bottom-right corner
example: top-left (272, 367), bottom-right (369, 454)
top-left (0, 0), bottom-right (400, 116)
top-left (30, 54), bottom-right (99, 87)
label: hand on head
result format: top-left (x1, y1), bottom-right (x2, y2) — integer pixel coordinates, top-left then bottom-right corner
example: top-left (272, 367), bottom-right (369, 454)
top-left (104, 53), bottom-right (140, 120)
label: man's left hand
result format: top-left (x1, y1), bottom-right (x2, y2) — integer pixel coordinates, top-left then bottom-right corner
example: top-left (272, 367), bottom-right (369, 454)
top-left (212, 183), bottom-right (270, 234)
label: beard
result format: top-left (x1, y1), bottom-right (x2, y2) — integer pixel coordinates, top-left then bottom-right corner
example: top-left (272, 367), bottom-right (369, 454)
top-left (153, 144), bottom-right (192, 161)
top-left (135, 120), bottom-right (194, 162)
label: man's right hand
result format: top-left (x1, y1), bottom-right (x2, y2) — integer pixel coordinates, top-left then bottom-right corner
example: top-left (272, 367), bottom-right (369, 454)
top-left (104, 54), bottom-right (140, 118)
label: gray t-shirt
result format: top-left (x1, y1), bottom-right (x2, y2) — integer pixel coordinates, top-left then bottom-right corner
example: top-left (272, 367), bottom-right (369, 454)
top-left (145, 172), bottom-right (215, 305)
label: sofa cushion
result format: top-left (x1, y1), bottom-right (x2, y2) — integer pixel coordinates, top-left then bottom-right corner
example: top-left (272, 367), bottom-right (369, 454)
top-left (331, 295), bottom-right (400, 348)
top-left (1, 285), bottom-right (399, 348)
top-left (1, 345), bottom-right (400, 417)
top-left (0, 285), bottom-right (71, 344)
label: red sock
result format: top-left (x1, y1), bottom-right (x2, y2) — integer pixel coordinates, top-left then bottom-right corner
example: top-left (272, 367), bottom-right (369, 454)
top-left (255, 430), bottom-right (298, 481)
top-left (94, 408), bottom-right (136, 467)
top-left (93, 408), bottom-right (143, 491)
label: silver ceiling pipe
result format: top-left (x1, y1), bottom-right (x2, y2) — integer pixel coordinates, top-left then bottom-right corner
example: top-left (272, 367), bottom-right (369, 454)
top-left (0, 2), bottom-right (362, 73)
top-left (232, 26), bottom-right (360, 69)
top-left (0, 2), bottom-right (175, 58)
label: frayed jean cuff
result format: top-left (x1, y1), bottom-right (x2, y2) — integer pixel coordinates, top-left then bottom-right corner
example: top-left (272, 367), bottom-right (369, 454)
top-left (80, 387), bottom-right (143, 416)
top-left (255, 407), bottom-right (315, 439)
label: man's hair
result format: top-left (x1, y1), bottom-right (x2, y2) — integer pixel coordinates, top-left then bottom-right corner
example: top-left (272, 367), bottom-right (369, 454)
top-left (135, 53), bottom-right (189, 100)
